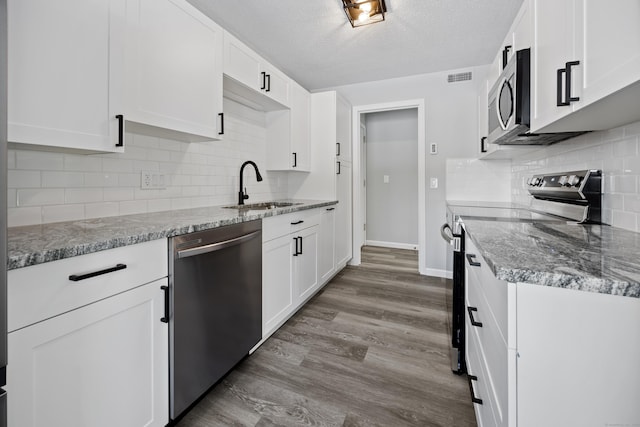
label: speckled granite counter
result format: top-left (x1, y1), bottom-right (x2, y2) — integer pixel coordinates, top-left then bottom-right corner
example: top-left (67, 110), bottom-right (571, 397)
top-left (8, 199), bottom-right (337, 270)
top-left (462, 219), bottom-right (640, 298)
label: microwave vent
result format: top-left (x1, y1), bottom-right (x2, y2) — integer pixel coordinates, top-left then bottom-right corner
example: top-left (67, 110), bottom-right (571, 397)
top-left (447, 72), bottom-right (472, 83)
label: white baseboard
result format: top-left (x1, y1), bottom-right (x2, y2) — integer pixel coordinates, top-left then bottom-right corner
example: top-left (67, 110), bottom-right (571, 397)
top-left (423, 268), bottom-right (452, 279)
top-left (365, 240), bottom-right (418, 251)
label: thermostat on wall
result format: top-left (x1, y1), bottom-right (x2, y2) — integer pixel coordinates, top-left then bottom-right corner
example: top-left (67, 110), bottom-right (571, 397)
top-left (430, 143), bottom-right (437, 154)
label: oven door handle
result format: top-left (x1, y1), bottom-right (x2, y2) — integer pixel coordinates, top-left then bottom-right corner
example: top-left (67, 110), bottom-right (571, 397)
top-left (440, 223), bottom-right (454, 244)
top-left (177, 230), bottom-right (261, 259)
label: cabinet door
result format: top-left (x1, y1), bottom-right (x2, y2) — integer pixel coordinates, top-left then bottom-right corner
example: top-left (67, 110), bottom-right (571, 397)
top-left (336, 95), bottom-right (352, 162)
top-left (335, 161), bottom-right (352, 268)
top-left (262, 234), bottom-right (295, 336)
top-left (575, 0), bottom-right (640, 107)
top-left (294, 225), bottom-right (319, 303)
top-left (8, 0), bottom-right (125, 152)
top-left (223, 31), bottom-right (262, 91)
top-left (290, 82), bottom-right (311, 171)
top-left (7, 279), bottom-right (169, 427)
top-left (531, 0), bottom-right (575, 131)
top-left (126, 0), bottom-right (223, 141)
top-left (516, 283), bottom-right (640, 427)
top-left (261, 64), bottom-right (290, 107)
top-left (318, 207), bottom-right (336, 284)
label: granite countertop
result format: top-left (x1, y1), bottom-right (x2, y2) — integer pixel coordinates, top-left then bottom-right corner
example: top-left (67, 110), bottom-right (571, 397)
top-left (462, 219), bottom-right (640, 298)
top-left (8, 199), bottom-right (337, 270)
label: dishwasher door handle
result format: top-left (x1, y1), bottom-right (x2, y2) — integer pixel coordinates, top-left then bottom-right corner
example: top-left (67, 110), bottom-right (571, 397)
top-left (177, 230), bottom-right (261, 259)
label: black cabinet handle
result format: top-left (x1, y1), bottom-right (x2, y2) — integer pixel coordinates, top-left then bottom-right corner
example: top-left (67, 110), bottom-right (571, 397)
top-left (326, 207), bottom-right (335, 211)
top-left (266, 74), bottom-right (271, 92)
top-left (565, 60), bottom-right (580, 103)
top-left (336, 161), bottom-right (341, 175)
top-left (480, 136), bottom-right (487, 153)
top-left (292, 152), bottom-right (297, 168)
top-left (261, 71), bottom-right (267, 90)
top-left (502, 45), bottom-right (512, 69)
top-left (115, 114), bottom-right (124, 147)
top-left (336, 142), bottom-right (341, 156)
top-left (293, 237), bottom-right (299, 256)
top-left (69, 263), bottom-right (127, 282)
top-left (291, 220), bottom-right (304, 225)
top-left (298, 236), bottom-right (303, 255)
top-left (467, 306), bottom-right (483, 327)
top-left (468, 375), bottom-right (483, 405)
top-left (556, 67), bottom-right (568, 106)
top-left (466, 253), bottom-right (481, 267)
top-left (218, 112), bottom-right (224, 135)
top-left (160, 285), bottom-right (169, 323)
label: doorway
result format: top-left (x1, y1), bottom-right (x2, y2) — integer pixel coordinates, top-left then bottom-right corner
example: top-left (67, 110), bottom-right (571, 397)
top-left (351, 99), bottom-right (426, 275)
top-left (362, 109), bottom-right (419, 250)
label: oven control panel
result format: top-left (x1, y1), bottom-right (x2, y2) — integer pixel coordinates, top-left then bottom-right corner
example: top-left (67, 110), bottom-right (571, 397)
top-left (527, 169), bottom-right (601, 202)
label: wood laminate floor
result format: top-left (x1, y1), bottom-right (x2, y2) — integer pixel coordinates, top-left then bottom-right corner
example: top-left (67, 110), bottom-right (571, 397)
top-left (175, 246), bottom-right (477, 427)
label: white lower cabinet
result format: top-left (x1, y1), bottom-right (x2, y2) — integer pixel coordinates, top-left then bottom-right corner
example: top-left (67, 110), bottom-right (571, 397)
top-left (262, 208), bottom-right (336, 340)
top-left (7, 239), bottom-right (169, 427)
top-left (8, 280), bottom-right (168, 427)
top-left (262, 234), bottom-right (295, 335)
top-left (464, 234), bottom-right (640, 426)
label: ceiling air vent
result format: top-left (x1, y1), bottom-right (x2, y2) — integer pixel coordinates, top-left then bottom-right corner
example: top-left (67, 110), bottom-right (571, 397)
top-left (447, 72), bottom-right (472, 83)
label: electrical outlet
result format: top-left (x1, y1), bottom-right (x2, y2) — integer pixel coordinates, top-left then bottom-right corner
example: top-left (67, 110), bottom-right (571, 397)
top-left (141, 171), bottom-right (166, 189)
top-left (430, 177), bottom-right (438, 189)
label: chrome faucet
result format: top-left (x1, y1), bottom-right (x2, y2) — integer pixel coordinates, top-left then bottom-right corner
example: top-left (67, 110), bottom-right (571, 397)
top-left (238, 160), bottom-right (263, 205)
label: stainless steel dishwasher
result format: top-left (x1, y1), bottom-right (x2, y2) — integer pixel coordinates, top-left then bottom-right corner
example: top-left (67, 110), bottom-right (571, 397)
top-left (168, 220), bottom-right (262, 420)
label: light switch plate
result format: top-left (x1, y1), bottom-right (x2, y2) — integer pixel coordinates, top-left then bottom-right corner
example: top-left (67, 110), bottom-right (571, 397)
top-left (383, 175), bottom-right (390, 184)
top-left (430, 143), bottom-right (438, 154)
top-left (430, 177), bottom-right (438, 189)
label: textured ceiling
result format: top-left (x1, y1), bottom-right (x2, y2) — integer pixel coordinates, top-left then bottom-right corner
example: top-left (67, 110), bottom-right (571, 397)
top-left (187, 0), bottom-right (524, 91)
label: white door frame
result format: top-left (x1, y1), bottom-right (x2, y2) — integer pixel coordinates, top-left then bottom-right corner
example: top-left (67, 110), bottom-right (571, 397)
top-left (360, 123), bottom-right (367, 247)
top-left (351, 99), bottom-right (427, 275)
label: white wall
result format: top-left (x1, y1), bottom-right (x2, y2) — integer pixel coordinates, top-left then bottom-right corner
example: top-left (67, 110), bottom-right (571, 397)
top-left (365, 109), bottom-right (418, 248)
top-left (330, 65), bottom-right (489, 277)
top-left (510, 119), bottom-right (640, 232)
top-left (7, 99), bottom-right (289, 227)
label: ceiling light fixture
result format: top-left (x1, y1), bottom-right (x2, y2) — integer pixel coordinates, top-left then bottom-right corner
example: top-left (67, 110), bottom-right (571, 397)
top-left (342, 0), bottom-right (387, 28)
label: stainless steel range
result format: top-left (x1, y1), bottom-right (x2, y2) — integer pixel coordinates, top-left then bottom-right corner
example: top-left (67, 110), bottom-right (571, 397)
top-left (442, 169), bottom-right (602, 374)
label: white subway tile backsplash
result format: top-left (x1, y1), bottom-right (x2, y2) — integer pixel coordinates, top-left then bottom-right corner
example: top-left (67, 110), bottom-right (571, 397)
top-left (6, 99), bottom-right (289, 227)
top-left (85, 202), bottom-right (120, 219)
top-left (65, 188), bottom-right (104, 204)
top-left (42, 204), bottom-right (84, 224)
top-left (41, 171), bottom-right (84, 188)
top-left (9, 170), bottom-right (41, 188)
top-left (17, 189), bottom-right (65, 207)
top-left (16, 151), bottom-right (64, 170)
top-left (8, 207), bottom-right (42, 227)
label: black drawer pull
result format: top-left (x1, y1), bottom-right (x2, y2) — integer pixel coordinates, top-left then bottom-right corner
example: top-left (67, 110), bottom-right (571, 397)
top-left (160, 285), bottom-right (169, 323)
top-left (468, 375), bottom-right (483, 405)
top-left (326, 207), bottom-right (335, 211)
top-left (291, 220), bottom-right (304, 225)
top-left (466, 253), bottom-right (481, 267)
top-left (480, 136), bottom-right (487, 153)
top-left (467, 306), bottom-right (483, 327)
top-left (293, 152), bottom-right (297, 168)
top-left (69, 263), bottom-right (127, 282)
top-left (261, 71), bottom-right (267, 90)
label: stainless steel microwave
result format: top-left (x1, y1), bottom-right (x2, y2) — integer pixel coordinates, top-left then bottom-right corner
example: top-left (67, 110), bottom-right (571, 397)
top-left (487, 48), bottom-right (583, 145)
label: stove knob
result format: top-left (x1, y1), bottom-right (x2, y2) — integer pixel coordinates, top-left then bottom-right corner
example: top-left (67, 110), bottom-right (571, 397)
top-left (558, 175), bottom-right (569, 186)
top-left (526, 177), bottom-right (531, 186)
top-left (531, 177), bottom-right (539, 186)
top-left (568, 175), bottom-right (581, 187)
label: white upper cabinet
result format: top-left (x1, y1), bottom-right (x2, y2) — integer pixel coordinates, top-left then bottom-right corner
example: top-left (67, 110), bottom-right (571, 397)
top-left (8, 0), bottom-right (126, 153)
top-left (532, 0), bottom-right (640, 133)
top-left (125, 0), bottom-right (224, 141)
top-left (336, 95), bottom-right (352, 162)
top-left (266, 81), bottom-right (310, 171)
top-left (223, 31), bottom-right (290, 108)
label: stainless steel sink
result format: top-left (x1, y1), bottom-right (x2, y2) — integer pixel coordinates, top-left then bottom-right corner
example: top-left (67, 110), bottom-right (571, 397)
top-left (222, 201), bottom-right (302, 210)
